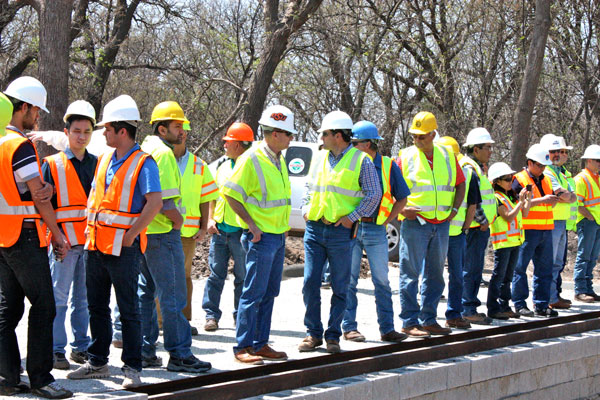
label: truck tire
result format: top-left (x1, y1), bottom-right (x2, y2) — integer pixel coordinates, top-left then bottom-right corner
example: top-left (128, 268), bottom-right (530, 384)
top-left (387, 219), bottom-right (401, 263)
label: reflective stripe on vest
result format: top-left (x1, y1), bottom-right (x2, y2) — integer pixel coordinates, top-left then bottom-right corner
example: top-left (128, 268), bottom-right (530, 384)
top-left (376, 155), bottom-right (394, 225)
top-left (564, 169), bottom-right (577, 230)
top-left (449, 166), bottom-right (472, 236)
top-left (490, 192), bottom-right (523, 250)
top-left (514, 170), bottom-right (554, 230)
top-left (575, 169), bottom-right (600, 225)
top-left (460, 156), bottom-right (497, 227)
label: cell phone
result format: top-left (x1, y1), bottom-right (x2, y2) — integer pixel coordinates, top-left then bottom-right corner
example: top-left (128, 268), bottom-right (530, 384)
top-left (350, 221), bottom-right (359, 239)
top-left (526, 184), bottom-right (532, 192)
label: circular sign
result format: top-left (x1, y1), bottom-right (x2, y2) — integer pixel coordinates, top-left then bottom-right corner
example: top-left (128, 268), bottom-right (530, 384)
top-left (288, 158), bottom-right (305, 174)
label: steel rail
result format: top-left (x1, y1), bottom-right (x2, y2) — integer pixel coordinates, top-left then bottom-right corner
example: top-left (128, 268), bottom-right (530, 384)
top-left (128, 311), bottom-right (600, 399)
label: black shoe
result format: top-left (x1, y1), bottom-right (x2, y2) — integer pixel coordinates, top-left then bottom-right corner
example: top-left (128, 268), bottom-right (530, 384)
top-left (53, 352), bottom-right (70, 370)
top-left (0, 382), bottom-right (30, 396)
top-left (535, 308), bottom-right (558, 317)
top-left (516, 307), bottom-right (534, 317)
top-left (142, 354), bottom-right (163, 368)
top-left (69, 350), bottom-right (89, 364)
top-left (167, 355), bottom-right (211, 373)
top-left (31, 382), bottom-right (72, 399)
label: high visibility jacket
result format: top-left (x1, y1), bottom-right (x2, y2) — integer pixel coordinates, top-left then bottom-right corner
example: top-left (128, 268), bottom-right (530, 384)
top-left (490, 192), bottom-right (523, 250)
top-left (0, 132), bottom-right (47, 247)
top-left (376, 155), bottom-right (394, 225)
top-left (564, 168), bottom-right (577, 231)
top-left (45, 152), bottom-right (88, 245)
top-left (221, 145), bottom-right (291, 233)
top-left (213, 159), bottom-right (242, 227)
top-left (178, 153), bottom-right (218, 237)
top-left (575, 168), bottom-right (600, 225)
top-left (400, 144), bottom-right (457, 221)
top-left (141, 135), bottom-right (181, 234)
top-left (514, 170), bottom-right (554, 230)
top-left (449, 165), bottom-right (472, 236)
top-left (85, 149), bottom-right (150, 256)
top-left (460, 156), bottom-right (497, 227)
top-left (545, 165), bottom-right (576, 223)
top-left (306, 147), bottom-right (367, 223)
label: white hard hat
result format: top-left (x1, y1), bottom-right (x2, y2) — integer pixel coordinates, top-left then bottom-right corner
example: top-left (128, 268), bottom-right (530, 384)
top-left (4, 76), bottom-right (49, 113)
top-left (317, 110), bottom-right (353, 132)
top-left (488, 162), bottom-right (516, 183)
top-left (463, 127), bottom-right (495, 147)
top-left (63, 100), bottom-right (96, 126)
top-left (581, 145), bottom-right (600, 159)
top-left (526, 143), bottom-right (552, 165)
top-left (258, 105), bottom-right (297, 134)
top-left (540, 134), bottom-right (573, 151)
top-left (96, 95), bottom-right (140, 127)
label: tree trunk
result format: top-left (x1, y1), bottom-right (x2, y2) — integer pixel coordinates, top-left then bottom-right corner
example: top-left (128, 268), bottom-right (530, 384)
top-left (510, 0), bottom-right (551, 169)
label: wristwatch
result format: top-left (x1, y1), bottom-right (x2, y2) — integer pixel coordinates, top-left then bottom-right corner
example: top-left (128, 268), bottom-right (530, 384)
top-left (452, 207), bottom-right (459, 213)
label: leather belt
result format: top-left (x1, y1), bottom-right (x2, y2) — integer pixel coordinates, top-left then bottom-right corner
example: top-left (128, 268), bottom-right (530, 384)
top-left (361, 217), bottom-right (375, 223)
top-left (22, 221), bottom-right (37, 229)
top-left (320, 217), bottom-right (334, 225)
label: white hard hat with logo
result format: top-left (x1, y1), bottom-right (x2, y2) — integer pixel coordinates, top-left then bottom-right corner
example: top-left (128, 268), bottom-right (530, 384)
top-left (581, 145), bottom-right (600, 159)
top-left (317, 110), bottom-right (353, 132)
top-left (63, 100), bottom-right (96, 125)
top-left (488, 162), bottom-right (516, 183)
top-left (96, 95), bottom-right (141, 127)
top-left (540, 134), bottom-right (573, 151)
top-left (258, 105), bottom-right (297, 134)
top-left (526, 143), bottom-right (552, 165)
top-left (463, 127), bottom-right (495, 147)
top-left (4, 76), bottom-right (49, 113)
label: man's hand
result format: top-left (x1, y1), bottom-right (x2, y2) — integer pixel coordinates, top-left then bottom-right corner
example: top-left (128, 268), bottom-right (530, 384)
top-left (193, 228), bottom-right (207, 242)
top-left (335, 215), bottom-right (354, 229)
top-left (480, 222), bottom-right (489, 231)
top-left (122, 229), bottom-right (136, 247)
top-left (207, 219), bottom-right (219, 235)
top-left (248, 223), bottom-right (263, 243)
top-left (51, 232), bottom-right (71, 260)
top-left (401, 206), bottom-right (421, 220)
top-left (32, 182), bottom-right (53, 203)
top-left (446, 209), bottom-right (458, 222)
top-left (543, 194), bottom-right (559, 206)
top-left (172, 219), bottom-right (183, 231)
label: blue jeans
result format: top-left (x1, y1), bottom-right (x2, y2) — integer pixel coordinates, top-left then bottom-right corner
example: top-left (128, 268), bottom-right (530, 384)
top-left (398, 219), bottom-right (449, 327)
top-left (574, 219), bottom-right (600, 295)
top-left (85, 241), bottom-right (142, 371)
top-left (550, 220), bottom-right (568, 303)
top-left (139, 229), bottom-right (192, 359)
top-left (511, 229), bottom-right (553, 310)
top-left (202, 230), bottom-right (246, 321)
top-left (50, 245), bottom-right (90, 354)
top-left (234, 231), bottom-right (285, 352)
top-left (446, 233), bottom-right (465, 320)
top-left (303, 220), bottom-right (355, 341)
top-left (462, 228), bottom-right (490, 316)
top-left (342, 222), bottom-right (394, 335)
top-left (487, 246), bottom-right (520, 315)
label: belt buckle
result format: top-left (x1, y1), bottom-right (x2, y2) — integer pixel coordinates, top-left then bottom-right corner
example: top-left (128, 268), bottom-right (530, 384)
top-left (321, 217), bottom-right (333, 225)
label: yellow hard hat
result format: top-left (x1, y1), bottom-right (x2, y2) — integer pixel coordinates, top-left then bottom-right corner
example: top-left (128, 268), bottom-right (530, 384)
top-left (408, 111), bottom-right (437, 135)
top-left (437, 136), bottom-right (460, 155)
top-left (149, 101), bottom-right (189, 125)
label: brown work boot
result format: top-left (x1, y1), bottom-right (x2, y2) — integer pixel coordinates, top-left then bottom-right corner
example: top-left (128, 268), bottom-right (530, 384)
top-left (558, 296), bottom-right (572, 304)
top-left (401, 325), bottom-right (430, 338)
top-left (549, 299), bottom-right (571, 309)
top-left (505, 309), bottom-right (521, 319)
top-left (112, 339), bottom-right (123, 349)
top-left (422, 323), bottom-right (451, 336)
top-left (253, 345), bottom-right (287, 361)
top-left (234, 348), bottom-right (264, 365)
top-left (463, 313), bottom-right (492, 325)
top-left (325, 339), bottom-right (341, 354)
top-left (343, 330), bottom-right (366, 342)
top-left (445, 317), bottom-right (471, 329)
top-left (380, 330), bottom-right (408, 343)
top-left (204, 318), bottom-right (218, 331)
top-left (574, 293), bottom-right (596, 303)
top-left (298, 336), bottom-right (323, 352)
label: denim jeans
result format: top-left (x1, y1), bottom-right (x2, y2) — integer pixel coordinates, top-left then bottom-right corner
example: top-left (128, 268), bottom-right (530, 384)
top-left (234, 231), bottom-right (285, 352)
top-left (139, 229), bottom-right (192, 359)
top-left (550, 220), bottom-right (568, 303)
top-left (342, 222), bottom-right (394, 335)
top-left (86, 242), bottom-right (142, 371)
top-left (50, 244), bottom-right (90, 354)
top-left (511, 229), bottom-right (553, 310)
top-left (202, 230), bottom-right (246, 321)
top-left (487, 246), bottom-right (520, 315)
top-left (462, 228), bottom-right (490, 316)
top-left (303, 220), bottom-right (355, 341)
top-left (574, 219), bottom-right (600, 295)
top-left (398, 219), bottom-right (449, 327)
top-left (0, 228), bottom-right (56, 389)
top-left (446, 233), bottom-right (465, 320)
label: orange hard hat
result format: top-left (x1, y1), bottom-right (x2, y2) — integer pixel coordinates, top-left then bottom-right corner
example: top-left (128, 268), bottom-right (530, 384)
top-left (223, 122), bottom-right (254, 142)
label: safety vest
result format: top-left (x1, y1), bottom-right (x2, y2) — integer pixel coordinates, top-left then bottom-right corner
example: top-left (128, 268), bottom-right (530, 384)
top-left (222, 145), bottom-right (291, 233)
top-left (490, 192), bottom-right (524, 250)
top-left (141, 135), bottom-right (181, 234)
top-left (514, 170), bottom-right (554, 230)
top-left (85, 149), bottom-right (149, 256)
top-left (306, 147), bottom-right (367, 223)
top-left (178, 153), bottom-right (218, 237)
top-left (564, 168), bottom-right (577, 231)
top-left (449, 165), bottom-right (472, 236)
top-left (544, 165), bottom-right (575, 223)
top-left (45, 152), bottom-right (88, 245)
top-left (575, 168), bottom-right (600, 225)
top-left (376, 155), bottom-right (394, 225)
top-left (460, 156), bottom-right (497, 227)
top-left (400, 144), bottom-right (457, 221)
top-left (0, 132), bottom-right (47, 247)
top-left (213, 159), bottom-right (242, 227)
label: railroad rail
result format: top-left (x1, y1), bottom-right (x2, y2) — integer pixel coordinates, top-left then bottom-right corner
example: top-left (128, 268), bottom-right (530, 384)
top-left (129, 311), bottom-right (600, 399)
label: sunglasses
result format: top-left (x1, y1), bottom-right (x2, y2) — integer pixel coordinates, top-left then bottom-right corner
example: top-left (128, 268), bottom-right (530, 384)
top-left (549, 150), bottom-right (568, 154)
top-left (498, 176), bottom-right (513, 182)
top-left (532, 161), bottom-right (545, 168)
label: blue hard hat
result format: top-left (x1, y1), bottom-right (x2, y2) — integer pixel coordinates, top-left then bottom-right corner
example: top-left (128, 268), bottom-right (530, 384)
top-left (352, 120), bottom-right (383, 140)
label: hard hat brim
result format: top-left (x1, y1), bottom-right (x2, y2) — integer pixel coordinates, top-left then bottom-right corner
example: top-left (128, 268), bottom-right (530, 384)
top-left (149, 117), bottom-right (190, 125)
top-left (408, 128), bottom-right (430, 135)
top-left (462, 139), bottom-right (495, 147)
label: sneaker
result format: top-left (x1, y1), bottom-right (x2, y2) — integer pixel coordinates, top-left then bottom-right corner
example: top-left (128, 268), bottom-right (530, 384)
top-left (53, 352), bottom-right (70, 370)
top-left (535, 308), bottom-right (558, 318)
top-left (112, 339), bottom-right (123, 348)
top-left (422, 323), bottom-right (451, 336)
top-left (549, 299), bottom-right (571, 309)
top-left (121, 365), bottom-right (142, 389)
top-left (204, 318), bottom-right (218, 332)
top-left (234, 348), bottom-right (264, 365)
top-left (380, 330), bottom-right (408, 343)
top-left (69, 350), bottom-right (88, 364)
top-left (142, 355), bottom-right (163, 368)
top-left (167, 355), bottom-right (211, 373)
top-left (325, 339), bottom-right (341, 354)
top-left (298, 336), bottom-right (323, 352)
top-left (445, 318), bottom-right (471, 329)
top-left (574, 293), bottom-right (596, 303)
top-left (343, 330), bottom-right (366, 342)
top-left (67, 362), bottom-right (110, 379)
top-left (463, 313), bottom-right (492, 325)
top-left (190, 325), bottom-right (199, 336)
top-left (31, 382), bottom-right (72, 399)
top-left (516, 307), bottom-right (534, 317)
top-left (401, 325), bottom-right (430, 338)
top-left (253, 344), bottom-right (287, 361)
top-left (0, 382), bottom-right (30, 396)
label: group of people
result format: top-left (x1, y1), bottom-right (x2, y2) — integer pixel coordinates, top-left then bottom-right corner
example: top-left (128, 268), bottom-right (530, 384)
top-left (2, 76), bottom-right (600, 399)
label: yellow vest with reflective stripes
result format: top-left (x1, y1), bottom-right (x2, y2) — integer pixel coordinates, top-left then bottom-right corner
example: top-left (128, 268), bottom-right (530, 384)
top-left (213, 159), bottom-right (242, 227)
top-left (460, 156), bottom-right (497, 227)
top-left (306, 147), bottom-right (367, 223)
top-left (178, 153), bottom-right (218, 238)
top-left (490, 192), bottom-right (523, 250)
top-left (376, 155), bottom-right (394, 225)
top-left (545, 165), bottom-right (575, 222)
top-left (141, 135), bottom-right (182, 234)
top-left (575, 169), bottom-right (600, 225)
top-left (222, 146), bottom-right (291, 233)
top-left (400, 144), bottom-right (457, 221)
top-left (564, 168), bottom-right (577, 231)
top-left (449, 165), bottom-right (472, 236)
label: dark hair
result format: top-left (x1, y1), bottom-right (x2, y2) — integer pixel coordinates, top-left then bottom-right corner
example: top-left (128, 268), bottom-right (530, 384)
top-left (493, 182), bottom-right (518, 202)
top-left (240, 141), bottom-right (252, 150)
top-left (368, 140), bottom-right (379, 152)
top-left (332, 129), bottom-right (352, 143)
top-left (6, 95), bottom-right (25, 115)
top-left (112, 121), bottom-right (137, 140)
top-left (466, 144), bottom-right (486, 156)
top-left (153, 121), bottom-right (170, 135)
top-left (65, 115), bottom-right (94, 131)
